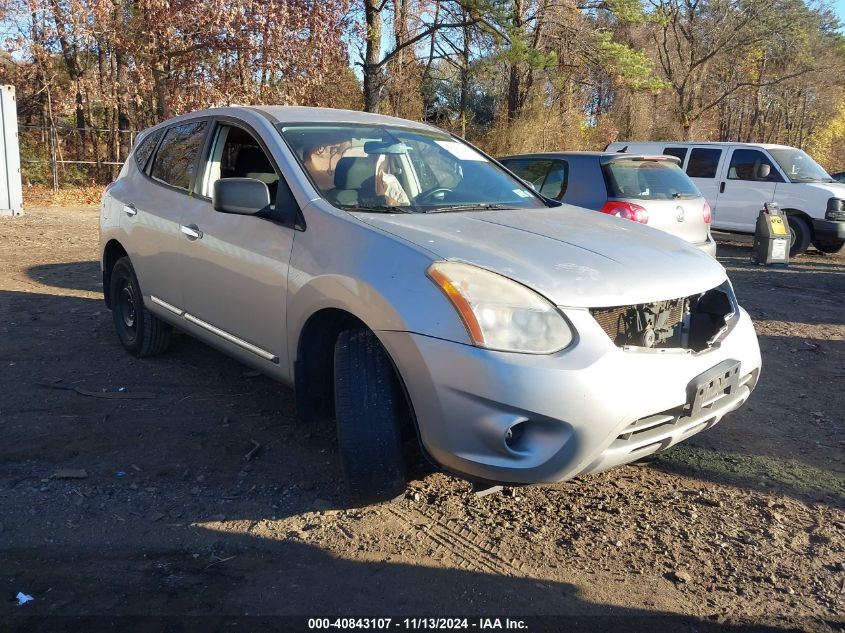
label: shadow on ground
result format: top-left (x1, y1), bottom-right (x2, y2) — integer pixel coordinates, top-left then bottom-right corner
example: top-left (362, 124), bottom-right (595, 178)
top-left (1, 536), bottom-right (832, 632)
top-left (25, 261), bottom-right (102, 293)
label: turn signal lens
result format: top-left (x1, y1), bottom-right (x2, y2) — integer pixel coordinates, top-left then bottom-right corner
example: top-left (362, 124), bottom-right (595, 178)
top-left (600, 200), bottom-right (649, 224)
top-left (427, 261), bottom-right (573, 354)
top-left (703, 201), bottom-right (712, 224)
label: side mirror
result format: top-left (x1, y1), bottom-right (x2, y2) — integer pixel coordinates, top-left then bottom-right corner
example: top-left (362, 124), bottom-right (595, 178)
top-left (213, 178), bottom-right (271, 216)
top-left (756, 164), bottom-right (771, 180)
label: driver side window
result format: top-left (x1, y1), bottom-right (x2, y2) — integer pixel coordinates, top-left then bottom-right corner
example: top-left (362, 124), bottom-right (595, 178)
top-left (727, 149), bottom-right (782, 183)
top-left (201, 125), bottom-right (280, 201)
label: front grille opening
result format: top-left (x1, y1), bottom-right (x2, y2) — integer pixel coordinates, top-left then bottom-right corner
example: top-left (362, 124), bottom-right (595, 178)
top-left (590, 282), bottom-right (735, 352)
top-left (687, 285), bottom-right (734, 351)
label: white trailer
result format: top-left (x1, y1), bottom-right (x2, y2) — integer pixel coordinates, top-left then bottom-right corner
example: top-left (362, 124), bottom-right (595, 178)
top-left (0, 85), bottom-right (23, 216)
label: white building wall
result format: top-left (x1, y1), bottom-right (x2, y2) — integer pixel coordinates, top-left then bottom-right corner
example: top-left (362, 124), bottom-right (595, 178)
top-left (0, 85), bottom-right (23, 216)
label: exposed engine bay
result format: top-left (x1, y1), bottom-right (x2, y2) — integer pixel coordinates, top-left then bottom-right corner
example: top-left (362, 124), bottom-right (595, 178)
top-left (589, 282), bottom-right (736, 352)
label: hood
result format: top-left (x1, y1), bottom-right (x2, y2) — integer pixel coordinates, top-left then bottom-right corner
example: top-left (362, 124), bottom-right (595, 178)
top-left (356, 206), bottom-right (727, 308)
top-left (794, 181), bottom-right (845, 198)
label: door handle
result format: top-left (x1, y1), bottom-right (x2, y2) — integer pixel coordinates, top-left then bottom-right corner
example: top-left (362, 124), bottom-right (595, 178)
top-left (719, 181), bottom-right (725, 194)
top-left (181, 224), bottom-right (203, 240)
top-left (123, 203), bottom-right (137, 217)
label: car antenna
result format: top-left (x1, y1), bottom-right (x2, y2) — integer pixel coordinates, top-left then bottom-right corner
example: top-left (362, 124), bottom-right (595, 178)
top-left (617, 146), bottom-right (628, 153)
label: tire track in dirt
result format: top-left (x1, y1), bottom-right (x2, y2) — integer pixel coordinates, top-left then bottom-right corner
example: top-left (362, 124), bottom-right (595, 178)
top-left (387, 503), bottom-right (520, 577)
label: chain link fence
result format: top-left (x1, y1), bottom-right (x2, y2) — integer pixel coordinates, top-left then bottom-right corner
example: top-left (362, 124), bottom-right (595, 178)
top-left (19, 124), bottom-right (136, 189)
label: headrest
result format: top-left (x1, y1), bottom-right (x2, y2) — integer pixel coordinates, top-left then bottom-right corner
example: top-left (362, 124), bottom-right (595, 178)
top-left (236, 147), bottom-right (275, 177)
top-left (334, 156), bottom-right (376, 190)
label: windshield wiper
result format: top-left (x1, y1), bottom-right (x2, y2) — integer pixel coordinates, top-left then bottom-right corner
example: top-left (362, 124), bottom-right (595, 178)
top-left (425, 203), bottom-right (511, 213)
top-left (340, 204), bottom-right (416, 214)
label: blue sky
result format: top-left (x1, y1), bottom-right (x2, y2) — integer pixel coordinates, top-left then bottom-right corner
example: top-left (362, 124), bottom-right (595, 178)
top-left (833, 0), bottom-right (845, 29)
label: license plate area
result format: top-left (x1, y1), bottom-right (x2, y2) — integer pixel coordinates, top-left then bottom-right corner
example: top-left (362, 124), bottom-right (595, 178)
top-left (687, 359), bottom-right (740, 416)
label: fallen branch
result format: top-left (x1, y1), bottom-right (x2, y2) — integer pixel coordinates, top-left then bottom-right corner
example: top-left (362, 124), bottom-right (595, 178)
top-left (244, 440), bottom-right (262, 461)
top-left (40, 383), bottom-right (156, 399)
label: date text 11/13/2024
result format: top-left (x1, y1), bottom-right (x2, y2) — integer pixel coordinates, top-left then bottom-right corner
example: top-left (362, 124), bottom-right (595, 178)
top-left (307, 618), bottom-right (528, 630)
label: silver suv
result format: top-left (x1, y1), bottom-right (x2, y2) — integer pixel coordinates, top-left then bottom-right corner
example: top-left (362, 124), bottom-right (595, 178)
top-left (500, 152), bottom-right (716, 256)
top-left (100, 107), bottom-right (761, 503)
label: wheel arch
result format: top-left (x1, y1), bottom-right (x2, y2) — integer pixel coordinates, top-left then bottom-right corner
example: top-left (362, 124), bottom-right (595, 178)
top-left (293, 308), bottom-right (421, 447)
top-left (781, 208), bottom-right (814, 231)
top-left (294, 307), bottom-right (362, 424)
top-left (102, 239), bottom-right (129, 308)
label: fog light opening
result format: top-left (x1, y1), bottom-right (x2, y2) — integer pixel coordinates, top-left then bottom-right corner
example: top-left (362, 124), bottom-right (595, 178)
top-left (504, 421), bottom-right (526, 449)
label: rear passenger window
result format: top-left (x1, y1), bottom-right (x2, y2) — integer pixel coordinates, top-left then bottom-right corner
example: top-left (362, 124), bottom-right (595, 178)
top-left (686, 148), bottom-right (722, 178)
top-left (151, 121), bottom-right (208, 190)
top-left (133, 129), bottom-right (163, 171)
top-left (663, 147), bottom-right (688, 163)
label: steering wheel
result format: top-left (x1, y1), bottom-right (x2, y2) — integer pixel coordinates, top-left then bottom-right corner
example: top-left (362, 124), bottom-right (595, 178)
top-left (416, 187), bottom-right (453, 203)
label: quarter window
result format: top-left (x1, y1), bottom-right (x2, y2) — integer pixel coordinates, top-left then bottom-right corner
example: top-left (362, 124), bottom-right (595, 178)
top-left (686, 148), bottom-right (722, 179)
top-left (503, 159), bottom-right (554, 190)
top-left (133, 129), bottom-right (163, 171)
top-left (662, 147), bottom-right (688, 163)
top-left (503, 159), bottom-right (568, 198)
top-left (150, 121), bottom-right (208, 190)
top-left (539, 161), bottom-right (568, 198)
top-left (727, 149), bottom-right (781, 182)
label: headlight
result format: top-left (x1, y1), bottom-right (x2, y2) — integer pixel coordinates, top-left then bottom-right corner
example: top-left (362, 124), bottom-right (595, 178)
top-left (826, 198), bottom-right (845, 221)
top-left (427, 261), bottom-right (573, 354)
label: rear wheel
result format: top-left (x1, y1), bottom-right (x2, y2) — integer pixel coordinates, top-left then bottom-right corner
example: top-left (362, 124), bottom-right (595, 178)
top-left (334, 327), bottom-right (407, 505)
top-left (109, 257), bottom-right (172, 357)
top-left (813, 238), bottom-right (845, 254)
top-left (787, 215), bottom-right (811, 257)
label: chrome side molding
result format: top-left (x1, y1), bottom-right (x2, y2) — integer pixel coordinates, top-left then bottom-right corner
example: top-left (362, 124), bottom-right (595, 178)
top-left (150, 296), bottom-right (278, 363)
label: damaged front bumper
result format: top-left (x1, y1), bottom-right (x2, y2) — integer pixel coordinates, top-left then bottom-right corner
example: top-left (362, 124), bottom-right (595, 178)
top-left (378, 299), bottom-right (761, 485)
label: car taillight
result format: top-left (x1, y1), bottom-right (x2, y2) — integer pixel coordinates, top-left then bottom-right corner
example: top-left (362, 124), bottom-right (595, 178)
top-left (600, 200), bottom-right (649, 224)
top-left (703, 200), bottom-right (712, 225)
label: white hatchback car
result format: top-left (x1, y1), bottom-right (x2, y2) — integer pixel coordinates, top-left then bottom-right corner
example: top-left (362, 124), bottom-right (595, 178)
top-left (100, 106), bottom-right (762, 503)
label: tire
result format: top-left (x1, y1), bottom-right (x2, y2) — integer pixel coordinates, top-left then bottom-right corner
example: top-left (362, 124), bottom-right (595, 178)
top-left (334, 327), bottom-right (407, 505)
top-left (813, 238), bottom-right (845, 254)
top-left (109, 256), bottom-right (172, 357)
top-left (787, 215), bottom-right (811, 257)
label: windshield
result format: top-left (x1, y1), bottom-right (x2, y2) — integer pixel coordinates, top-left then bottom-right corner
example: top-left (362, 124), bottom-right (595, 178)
top-left (602, 159), bottom-right (701, 200)
top-left (278, 123), bottom-right (547, 213)
top-left (768, 148), bottom-right (833, 183)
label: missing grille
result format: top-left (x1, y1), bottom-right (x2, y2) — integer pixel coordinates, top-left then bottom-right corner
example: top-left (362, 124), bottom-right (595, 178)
top-left (590, 282), bottom-right (735, 351)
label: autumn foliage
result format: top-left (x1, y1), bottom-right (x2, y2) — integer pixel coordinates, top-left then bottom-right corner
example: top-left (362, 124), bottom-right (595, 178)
top-left (2, 0), bottom-right (845, 190)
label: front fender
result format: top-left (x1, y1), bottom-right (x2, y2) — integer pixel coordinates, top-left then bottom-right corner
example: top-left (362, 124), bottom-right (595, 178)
top-left (286, 202), bottom-right (471, 376)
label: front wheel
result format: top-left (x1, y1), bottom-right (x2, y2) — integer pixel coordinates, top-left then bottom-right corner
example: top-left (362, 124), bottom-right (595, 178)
top-left (109, 257), bottom-right (172, 357)
top-left (813, 238), bottom-right (845, 254)
top-left (787, 215), bottom-right (811, 257)
top-left (334, 327), bottom-right (407, 505)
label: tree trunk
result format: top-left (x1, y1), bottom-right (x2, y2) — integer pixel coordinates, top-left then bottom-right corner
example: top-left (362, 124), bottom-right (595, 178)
top-left (506, 0), bottom-right (525, 122)
top-left (152, 63), bottom-right (171, 120)
top-left (362, 0), bottom-right (382, 113)
top-left (459, 17), bottom-right (471, 137)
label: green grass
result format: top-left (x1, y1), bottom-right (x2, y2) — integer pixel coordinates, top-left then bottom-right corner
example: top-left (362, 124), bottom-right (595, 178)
top-left (655, 444), bottom-right (845, 502)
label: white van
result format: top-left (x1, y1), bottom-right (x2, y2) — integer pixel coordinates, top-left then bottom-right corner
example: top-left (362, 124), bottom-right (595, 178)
top-left (605, 142), bottom-right (845, 255)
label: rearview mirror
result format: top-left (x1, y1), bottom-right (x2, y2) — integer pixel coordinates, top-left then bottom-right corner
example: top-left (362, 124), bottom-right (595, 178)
top-left (364, 140), bottom-right (411, 155)
top-left (213, 178), bottom-right (271, 216)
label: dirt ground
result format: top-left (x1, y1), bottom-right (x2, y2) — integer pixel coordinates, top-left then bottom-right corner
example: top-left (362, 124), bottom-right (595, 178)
top-left (1, 206), bottom-right (843, 631)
